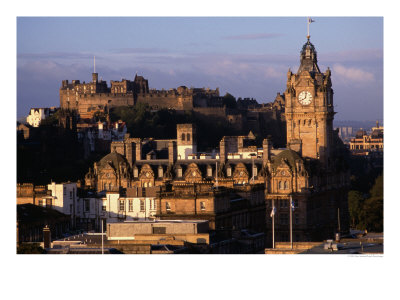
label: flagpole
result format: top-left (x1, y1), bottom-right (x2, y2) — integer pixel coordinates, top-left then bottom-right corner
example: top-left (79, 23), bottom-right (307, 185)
top-left (290, 195), bottom-right (293, 249)
top-left (215, 161), bottom-right (218, 190)
top-left (272, 199), bottom-right (275, 249)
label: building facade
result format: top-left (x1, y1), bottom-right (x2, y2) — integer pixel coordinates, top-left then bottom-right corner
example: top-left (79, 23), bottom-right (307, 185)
top-left (81, 36), bottom-right (350, 244)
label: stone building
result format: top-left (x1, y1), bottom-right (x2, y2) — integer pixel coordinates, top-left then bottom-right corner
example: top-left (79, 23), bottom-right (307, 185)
top-left (349, 121), bottom-right (384, 152)
top-left (83, 36), bottom-right (350, 244)
top-left (60, 73), bottom-right (220, 119)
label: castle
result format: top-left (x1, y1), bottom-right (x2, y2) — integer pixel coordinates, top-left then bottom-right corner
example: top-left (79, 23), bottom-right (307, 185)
top-left (83, 36), bottom-right (351, 243)
top-left (60, 73), bottom-right (221, 118)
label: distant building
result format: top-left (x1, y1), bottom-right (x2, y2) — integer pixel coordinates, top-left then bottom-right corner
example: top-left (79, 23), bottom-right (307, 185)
top-left (47, 182), bottom-right (78, 227)
top-left (26, 107), bottom-right (58, 127)
top-left (349, 121), bottom-right (383, 153)
top-left (17, 204), bottom-right (70, 243)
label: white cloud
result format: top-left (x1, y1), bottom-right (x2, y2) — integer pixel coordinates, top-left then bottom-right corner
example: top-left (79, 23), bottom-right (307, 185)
top-left (332, 64), bottom-right (374, 83)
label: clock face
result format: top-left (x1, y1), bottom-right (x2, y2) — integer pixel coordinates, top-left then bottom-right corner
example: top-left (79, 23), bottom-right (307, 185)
top-left (298, 91), bottom-right (313, 105)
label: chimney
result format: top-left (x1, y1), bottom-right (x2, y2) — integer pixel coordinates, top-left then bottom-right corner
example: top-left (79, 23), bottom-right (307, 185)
top-left (168, 141), bottom-right (177, 164)
top-left (219, 137), bottom-right (226, 163)
top-left (263, 138), bottom-right (272, 164)
top-left (43, 225), bottom-right (51, 249)
top-left (92, 73), bottom-right (98, 83)
top-left (135, 139), bottom-right (142, 161)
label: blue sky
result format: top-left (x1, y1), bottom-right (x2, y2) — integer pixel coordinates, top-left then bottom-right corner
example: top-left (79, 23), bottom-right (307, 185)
top-left (17, 17), bottom-right (383, 121)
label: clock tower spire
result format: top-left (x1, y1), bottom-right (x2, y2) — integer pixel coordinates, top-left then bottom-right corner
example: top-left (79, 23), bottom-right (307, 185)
top-left (284, 33), bottom-right (335, 167)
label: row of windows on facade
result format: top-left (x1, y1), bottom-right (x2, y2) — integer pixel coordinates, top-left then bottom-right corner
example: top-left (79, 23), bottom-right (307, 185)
top-left (63, 187), bottom-right (76, 199)
top-left (293, 119), bottom-right (318, 128)
top-left (165, 201), bottom-right (206, 211)
top-left (114, 199), bottom-right (158, 212)
top-left (266, 199), bottom-right (299, 209)
top-left (351, 144), bottom-right (383, 150)
top-left (278, 213), bottom-right (300, 225)
top-left (131, 166), bottom-right (259, 179)
top-left (181, 133), bottom-right (191, 142)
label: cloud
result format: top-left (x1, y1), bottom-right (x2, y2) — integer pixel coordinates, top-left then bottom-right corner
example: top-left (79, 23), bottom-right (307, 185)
top-left (324, 49), bottom-right (383, 63)
top-left (18, 52), bottom-right (94, 60)
top-left (332, 64), bottom-right (374, 83)
top-left (222, 33), bottom-right (283, 40)
top-left (112, 48), bottom-right (170, 54)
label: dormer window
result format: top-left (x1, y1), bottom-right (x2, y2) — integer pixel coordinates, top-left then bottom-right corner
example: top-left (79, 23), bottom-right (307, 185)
top-left (134, 168), bottom-right (138, 178)
top-left (177, 168), bottom-right (182, 177)
top-left (207, 167), bottom-right (212, 177)
top-left (227, 167), bottom-right (232, 177)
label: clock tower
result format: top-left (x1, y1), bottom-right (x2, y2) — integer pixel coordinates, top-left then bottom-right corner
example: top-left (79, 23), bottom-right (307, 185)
top-left (284, 37), bottom-right (335, 166)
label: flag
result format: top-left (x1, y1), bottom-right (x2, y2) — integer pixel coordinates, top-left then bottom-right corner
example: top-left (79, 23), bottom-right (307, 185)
top-left (270, 206), bottom-right (276, 217)
top-left (308, 17), bottom-right (315, 24)
top-left (290, 200), bottom-right (295, 211)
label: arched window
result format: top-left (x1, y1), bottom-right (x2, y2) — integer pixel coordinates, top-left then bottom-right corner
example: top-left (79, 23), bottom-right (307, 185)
top-left (227, 167), bottom-right (232, 177)
top-left (181, 133), bottom-right (185, 141)
top-left (284, 181), bottom-right (288, 190)
top-left (279, 181), bottom-right (283, 190)
top-left (187, 133), bottom-right (191, 141)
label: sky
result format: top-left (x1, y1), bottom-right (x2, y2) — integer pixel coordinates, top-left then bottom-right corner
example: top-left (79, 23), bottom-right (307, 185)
top-left (16, 17), bottom-right (383, 121)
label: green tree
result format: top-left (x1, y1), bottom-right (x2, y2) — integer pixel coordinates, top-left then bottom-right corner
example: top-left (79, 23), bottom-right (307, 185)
top-left (359, 175), bottom-right (383, 232)
top-left (348, 190), bottom-right (364, 228)
top-left (17, 243), bottom-right (46, 254)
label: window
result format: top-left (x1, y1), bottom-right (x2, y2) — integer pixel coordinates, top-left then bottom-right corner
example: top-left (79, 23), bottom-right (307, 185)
top-left (279, 181), bottom-right (283, 190)
top-left (200, 201), bottom-right (206, 211)
top-left (187, 133), bottom-right (190, 142)
top-left (153, 227), bottom-right (166, 234)
top-left (140, 199), bottom-right (145, 212)
top-left (253, 166), bottom-right (258, 177)
top-left (181, 133), bottom-right (185, 141)
top-left (119, 200), bottom-right (125, 212)
top-left (153, 199), bottom-right (157, 210)
top-left (134, 168), bottom-right (138, 177)
top-left (177, 168), bottom-right (182, 177)
top-left (85, 199), bottom-right (90, 212)
top-left (280, 213), bottom-right (288, 225)
top-left (70, 191), bottom-right (73, 199)
top-left (227, 167), bottom-right (232, 177)
top-left (207, 167), bottom-right (212, 177)
top-left (63, 187), bottom-right (66, 196)
top-left (295, 213), bottom-right (299, 225)
top-left (104, 183), bottom-right (107, 190)
top-left (102, 205), bottom-right (106, 211)
top-left (129, 200), bottom-right (133, 212)
top-left (166, 202), bottom-right (171, 211)
top-left (284, 181), bottom-right (289, 190)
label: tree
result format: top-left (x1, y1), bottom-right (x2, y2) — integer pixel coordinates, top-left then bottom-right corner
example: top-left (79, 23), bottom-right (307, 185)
top-left (348, 190), bottom-right (364, 228)
top-left (358, 175), bottom-right (383, 232)
top-left (17, 243), bottom-right (46, 254)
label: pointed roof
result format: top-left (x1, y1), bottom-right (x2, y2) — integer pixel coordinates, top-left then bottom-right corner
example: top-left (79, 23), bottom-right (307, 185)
top-left (297, 38), bottom-right (321, 75)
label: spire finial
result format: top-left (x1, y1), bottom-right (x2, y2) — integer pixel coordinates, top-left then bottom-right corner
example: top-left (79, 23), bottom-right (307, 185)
top-left (94, 56), bottom-right (96, 73)
top-left (307, 17), bottom-right (315, 40)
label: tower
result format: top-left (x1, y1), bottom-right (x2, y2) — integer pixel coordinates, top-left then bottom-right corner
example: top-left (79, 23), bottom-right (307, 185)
top-left (177, 124), bottom-right (197, 160)
top-left (284, 36), bottom-right (335, 167)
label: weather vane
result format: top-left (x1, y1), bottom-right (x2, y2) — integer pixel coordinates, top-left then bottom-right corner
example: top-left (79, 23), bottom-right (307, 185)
top-left (307, 17), bottom-right (315, 40)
